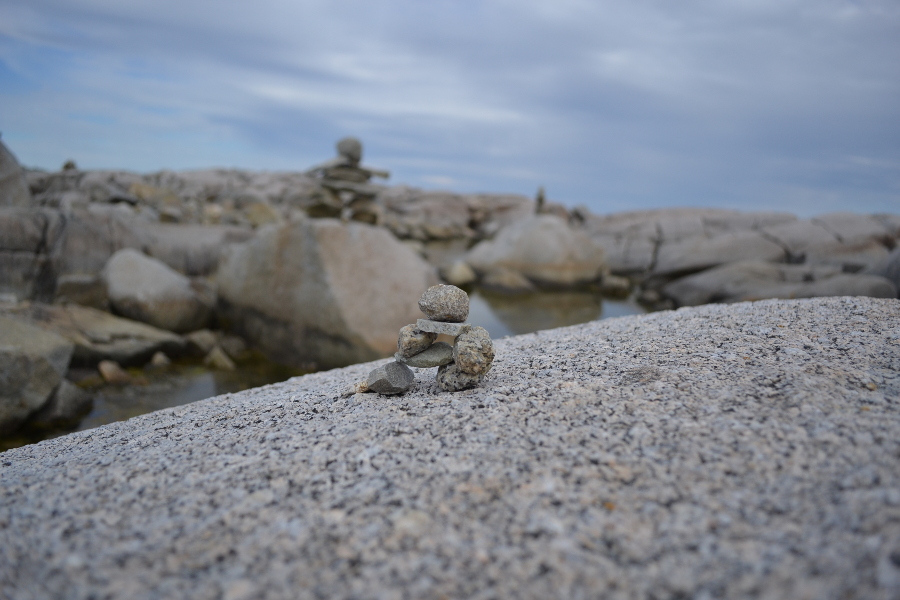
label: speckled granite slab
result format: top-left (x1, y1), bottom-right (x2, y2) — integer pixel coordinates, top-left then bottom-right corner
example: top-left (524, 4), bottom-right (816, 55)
top-left (2, 297), bottom-right (899, 600)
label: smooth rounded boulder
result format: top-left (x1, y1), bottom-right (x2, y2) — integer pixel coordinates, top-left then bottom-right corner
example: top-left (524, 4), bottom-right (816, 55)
top-left (218, 219), bottom-right (438, 370)
top-left (465, 215), bottom-right (606, 287)
top-left (103, 248), bottom-right (212, 333)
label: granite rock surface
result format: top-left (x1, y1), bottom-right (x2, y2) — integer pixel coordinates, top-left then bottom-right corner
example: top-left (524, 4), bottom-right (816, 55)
top-left (1, 297), bottom-right (899, 599)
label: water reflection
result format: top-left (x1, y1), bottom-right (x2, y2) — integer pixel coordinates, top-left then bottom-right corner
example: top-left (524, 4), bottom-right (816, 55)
top-left (468, 289), bottom-right (644, 338)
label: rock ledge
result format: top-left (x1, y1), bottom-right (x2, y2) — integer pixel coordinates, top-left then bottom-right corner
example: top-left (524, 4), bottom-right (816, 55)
top-left (1, 297), bottom-right (899, 599)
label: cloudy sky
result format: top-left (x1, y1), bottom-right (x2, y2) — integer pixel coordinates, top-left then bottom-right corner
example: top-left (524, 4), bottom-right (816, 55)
top-left (1, 0), bottom-right (898, 216)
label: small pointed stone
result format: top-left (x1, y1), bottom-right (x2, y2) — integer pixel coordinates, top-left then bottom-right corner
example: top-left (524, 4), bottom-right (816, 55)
top-left (397, 324), bottom-right (437, 358)
top-left (418, 284), bottom-right (469, 322)
top-left (396, 342), bottom-right (454, 368)
top-left (367, 361), bottom-right (415, 395)
top-left (204, 346), bottom-right (236, 371)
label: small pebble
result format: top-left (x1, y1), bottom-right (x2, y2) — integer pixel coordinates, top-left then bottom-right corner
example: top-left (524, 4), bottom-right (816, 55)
top-left (397, 324), bottom-right (437, 358)
top-left (418, 284), bottom-right (469, 322)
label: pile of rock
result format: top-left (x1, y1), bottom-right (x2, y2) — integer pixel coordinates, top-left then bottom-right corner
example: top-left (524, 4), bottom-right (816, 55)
top-left (361, 285), bottom-right (495, 395)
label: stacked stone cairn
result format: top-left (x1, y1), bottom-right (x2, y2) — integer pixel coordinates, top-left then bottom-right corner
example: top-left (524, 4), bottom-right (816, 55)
top-left (362, 285), bottom-right (495, 395)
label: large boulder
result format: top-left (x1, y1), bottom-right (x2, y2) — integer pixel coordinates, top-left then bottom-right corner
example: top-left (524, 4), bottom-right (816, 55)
top-left (218, 218), bottom-right (438, 370)
top-left (51, 204), bottom-right (147, 277)
top-left (140, 223), bottom-right (254, 276)
top-left (0, 208), bottom-right (64, 302)
top-left (653, 230), bottom-right (786, 278)
top-left (0, 315), bottom-right (73, 434)
top-left (872, 247), bottom-right (900, 292)
top-left (583, 208), bottom-right (796, 274)
top-left (103, 249), bottom-right (213, 333)
top-left (763, 217), bottom-right (892, 272)
top-left (466, 215), bottom-right (606, 287)
top-left (1, 303), bottom-right (186, 366)
top-left (662, 260), bottom-right (898, 307)
top-left (0, 138), bottom-right (31, 207)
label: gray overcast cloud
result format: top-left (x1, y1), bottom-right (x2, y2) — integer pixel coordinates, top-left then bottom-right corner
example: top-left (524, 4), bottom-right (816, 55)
top-left (0, 0), bottom-right (898, 215)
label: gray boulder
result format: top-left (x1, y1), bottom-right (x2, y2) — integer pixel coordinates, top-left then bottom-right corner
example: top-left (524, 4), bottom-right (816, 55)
top-left (103, 249), bottom-right (213, 333)
top-left (584, 208), bottom-right (796, 274)
top-left (1, 302), bottom-right (186, 366)
top-left (764, 218), bottom-right (892, 272)
top-left (0, 208), bottom-right (65, 302)
top-left (0, 139), bottom-right (32, 207)
top-left (140, 222), bottom-right (253, 276)
top-left (663, 260), bottom-right (898, 307)
top-left (466, 215), bottom-right (606, 287)
top-left (871, 247), bottom-right (900, 292)
top-left (218, 218), bottom-right (438, 370)
top-left (654, 230), bottom-right (785, 277)
top-left (0, 316), bottom-right (74, 434)
top-left (27, 380), bottom-right (92, 429)
top-left (51, 204), bottom-right (147, 277)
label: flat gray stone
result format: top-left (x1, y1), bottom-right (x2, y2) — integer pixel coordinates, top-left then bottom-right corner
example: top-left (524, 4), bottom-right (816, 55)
top-left (396, 324), bottom-right (437, 358)
top-left (1, 297), bottom-right (899, 600)
top-left (395, 342), bottom-right (454, 368)
top-left (453, 326), bottom-right (494, 375)
top-left (435, 361), bottom-right (485, 392)
top-left (367, 360), bottom-right (414, 395)
top-left (418, 284), bottom-right (469, 322)
top-left (416, 318), bottom-right (469, 336)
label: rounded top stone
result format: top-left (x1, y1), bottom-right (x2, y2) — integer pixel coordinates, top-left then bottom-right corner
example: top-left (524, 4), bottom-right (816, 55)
top-left (418, 284), bottom-right (469, 322)
top-left (336, 137), bottom-right (362, 165)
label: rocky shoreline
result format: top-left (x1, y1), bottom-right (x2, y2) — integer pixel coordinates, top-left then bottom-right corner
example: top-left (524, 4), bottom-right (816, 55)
top-left (2, 139), bottom-right (899, 439)
top-left (1, 297), bottom-right (898, 598)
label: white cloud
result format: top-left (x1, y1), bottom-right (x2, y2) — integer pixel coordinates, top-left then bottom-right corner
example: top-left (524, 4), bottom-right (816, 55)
top-left (0, 0), bottom-right (897, 215)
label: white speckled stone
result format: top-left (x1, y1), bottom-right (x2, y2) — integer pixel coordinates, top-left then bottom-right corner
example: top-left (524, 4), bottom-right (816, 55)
top-left (418, 284), bottom-right (470, 322)
top-left (453, 325), bottom-right (494, 375)
top-left (396, 324), bottom-right (437, 359)
top-left (1, 297), bottom-right (899, 600)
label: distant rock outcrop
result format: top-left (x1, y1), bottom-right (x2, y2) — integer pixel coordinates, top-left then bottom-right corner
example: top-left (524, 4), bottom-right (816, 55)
top-left (0, 138), bottom-right (31, 208)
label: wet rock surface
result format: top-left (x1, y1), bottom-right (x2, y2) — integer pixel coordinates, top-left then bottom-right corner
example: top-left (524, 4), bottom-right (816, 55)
top-left (2, 297), bottom-right (898, 599)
